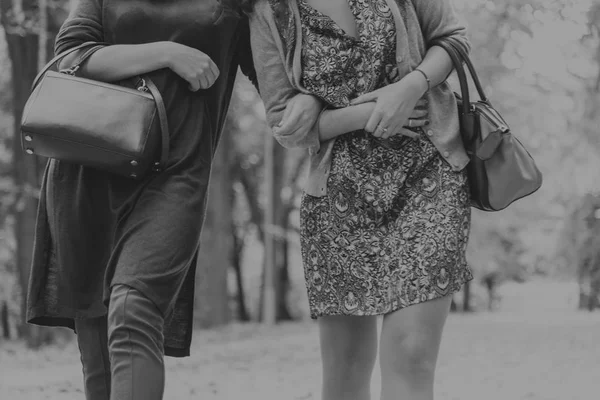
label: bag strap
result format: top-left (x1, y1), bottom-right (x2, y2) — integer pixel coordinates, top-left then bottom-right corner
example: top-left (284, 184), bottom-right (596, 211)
top-left (430, 39), bottom-right (472, 116)
top-left (142, 77), bottom-right (169, 172)
top-left (31, 41), bottom-right (108, 90)
top-left (432, 38), bottom-right (492, 108)
top-left (31, 42), bottom-right (170, 173)
top-left (444, 37), bottom-right (489, 103)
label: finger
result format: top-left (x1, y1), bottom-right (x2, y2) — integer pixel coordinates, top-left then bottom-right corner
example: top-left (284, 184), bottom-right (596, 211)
top-left (208, 59), bottom-right (220, 80)
top-left (410, 108), bottom-right (428, 119)
top-left (350, 91), bottom-right (378, 105)
top-left (282, 105), bottom-right (303, 131)
top-left (373, 118), bottom-right (391, 138)
top-left (365, 108), bottom-right (384, 133)
top-left (278, 105), bottom-right (303, 134)
top-left (206, 67), bottom-right (220, 88)
top-left (188, 78), bottom-right (201, 92)
top-left (415, 98), bottom-right (429, 108)
top-left (384, 123), bottom-right (402, 139)
top-left (405, 118), bottom-right (430, 128)
top-left (381, 126), bottom-right (395, 139)
top-left (399, 127), bottom-right (419, 139)
top-left (278, 100), bottom-right (296, 128)
top-left (198, 74), bottom-right (211, 89)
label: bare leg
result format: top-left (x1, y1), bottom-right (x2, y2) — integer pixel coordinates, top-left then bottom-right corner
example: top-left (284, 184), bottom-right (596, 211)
top-left (379, 296), bottom-right (452, 400)
top-left (319, 315), bottom-right (378, 400)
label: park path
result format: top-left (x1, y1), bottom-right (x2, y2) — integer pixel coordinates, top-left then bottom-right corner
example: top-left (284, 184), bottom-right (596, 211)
top-left (1, 280), bottom-right (599, 400)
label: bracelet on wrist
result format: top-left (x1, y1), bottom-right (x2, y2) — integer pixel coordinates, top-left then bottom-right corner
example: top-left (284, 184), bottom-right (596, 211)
top-left (413, 68), bottom-right (431, 94)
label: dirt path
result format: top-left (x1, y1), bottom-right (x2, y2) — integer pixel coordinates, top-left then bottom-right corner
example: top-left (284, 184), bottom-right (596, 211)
top-left (1, 282), bottom-right (599, 399)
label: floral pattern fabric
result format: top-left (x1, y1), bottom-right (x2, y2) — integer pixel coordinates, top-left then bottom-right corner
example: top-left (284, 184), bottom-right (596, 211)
top-left (298, 0), bottom-right (473, 319)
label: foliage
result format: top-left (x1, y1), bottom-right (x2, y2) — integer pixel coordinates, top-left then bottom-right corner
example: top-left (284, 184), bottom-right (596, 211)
top-left (451, 0), bottom-right (600, 287)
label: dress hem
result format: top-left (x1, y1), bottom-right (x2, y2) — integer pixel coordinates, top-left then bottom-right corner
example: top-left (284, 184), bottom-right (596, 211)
top-left (308, 273), bottom-right (473, 320)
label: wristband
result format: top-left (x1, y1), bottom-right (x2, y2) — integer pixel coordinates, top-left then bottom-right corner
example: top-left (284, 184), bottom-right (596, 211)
top-left (413, 68), bottom-right (431, 94)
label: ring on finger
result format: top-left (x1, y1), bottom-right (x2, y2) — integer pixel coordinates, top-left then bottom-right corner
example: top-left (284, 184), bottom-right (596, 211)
top-left (407, 119), bottom-right (414, 128)
top-left (378, 126), bottom-right (389, 136)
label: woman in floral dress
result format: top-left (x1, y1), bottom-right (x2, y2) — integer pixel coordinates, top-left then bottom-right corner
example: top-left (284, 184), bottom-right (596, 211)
top-left (250, 0), bottom-right (473, 398)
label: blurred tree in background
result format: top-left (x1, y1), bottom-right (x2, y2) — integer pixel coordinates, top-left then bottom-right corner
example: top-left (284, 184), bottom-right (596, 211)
top-left (2, 0), bottom-right (600, 347)
top-left (0, 0), bottom-right (70, 346)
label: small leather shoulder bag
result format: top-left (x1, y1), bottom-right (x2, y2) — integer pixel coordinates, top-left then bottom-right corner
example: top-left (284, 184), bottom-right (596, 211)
top-left (21, 42), bottom-right (169, 180)
top-left (432, 37), bottom-right (543, 212)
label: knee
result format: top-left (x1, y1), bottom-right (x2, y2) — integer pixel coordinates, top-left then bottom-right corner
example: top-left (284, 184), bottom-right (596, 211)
top-left (321, 337), bottom-right (377, 378)
top-left (386, 333), bottom-right (438, 379)
top-left (107, 285), bottom-right (164, 348)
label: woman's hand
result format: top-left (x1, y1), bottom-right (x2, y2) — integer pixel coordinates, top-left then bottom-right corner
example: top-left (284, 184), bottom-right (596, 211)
top-left (350, 71), bottom-right (429, 139)
top-left (165, 42), bottom-right (220, 91)
top-left (274, 94), bottom-right (323, 137)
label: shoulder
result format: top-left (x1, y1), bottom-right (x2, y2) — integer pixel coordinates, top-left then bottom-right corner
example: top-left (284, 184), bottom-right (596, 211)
top-left (251, 0), bottom-right (293, 26)
top-left (251, 0), bottom-right (274, 17)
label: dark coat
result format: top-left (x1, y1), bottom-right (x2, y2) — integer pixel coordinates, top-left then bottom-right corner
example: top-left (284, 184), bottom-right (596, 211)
top-left (26, 0), bottom-right (256, 357)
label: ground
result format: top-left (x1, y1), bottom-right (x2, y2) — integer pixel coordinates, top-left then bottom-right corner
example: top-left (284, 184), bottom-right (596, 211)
top-left (1, 280), bottom-right (599, 400)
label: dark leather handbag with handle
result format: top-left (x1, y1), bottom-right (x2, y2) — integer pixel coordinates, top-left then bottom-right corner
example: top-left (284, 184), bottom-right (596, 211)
top-left (432, 37), bottom-right (543, 212)
top-left (20, 42), bottom-right (169, 180)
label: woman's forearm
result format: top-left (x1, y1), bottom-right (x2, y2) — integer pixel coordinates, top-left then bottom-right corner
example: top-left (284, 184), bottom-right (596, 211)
top-left (403, 46), bottom-right (455, 97)
top-left (58, 42), bottom-right (174, 82)
top-left (318, 102), bottom-right (374, 142)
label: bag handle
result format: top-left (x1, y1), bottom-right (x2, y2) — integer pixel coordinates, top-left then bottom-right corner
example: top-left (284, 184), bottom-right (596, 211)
top-left (31, 42), bottom-right (170, 173)
top-left (445, 37), bottom-right (489, 104)
top-left (143, 78), bottom-right (170, 172)
top-left (31, 41), bottom-right (108, 90)
top-left (430, 39), bottom-right (472, 116)
top-left (431, 38), bottom-right (491, 110)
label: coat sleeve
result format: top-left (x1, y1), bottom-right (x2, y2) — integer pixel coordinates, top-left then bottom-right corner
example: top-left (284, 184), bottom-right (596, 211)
top-left (249, 4), bottom-right (321, 154)
top-left (411, 0), bottom-right (471, 56)
top-left (234, 18), bottom-right (259, 91)
top-left (55, 0), bottom-right (105, 55)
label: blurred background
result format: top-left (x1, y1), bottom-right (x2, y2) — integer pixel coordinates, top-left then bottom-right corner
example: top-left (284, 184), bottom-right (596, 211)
top-left (1, 0), bottom-right (600, 399)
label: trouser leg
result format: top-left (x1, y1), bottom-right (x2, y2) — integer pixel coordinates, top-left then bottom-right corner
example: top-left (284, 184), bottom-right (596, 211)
top-left (107, 284), bottom-right (165, 400)
top-left (75, 316), bottom-right (111, 400)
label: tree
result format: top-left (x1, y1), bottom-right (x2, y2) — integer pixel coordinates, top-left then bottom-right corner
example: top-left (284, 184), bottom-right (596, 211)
top-left (0, 0), bottom-right (68, 346)
top-left (560, 193), bottom-right (600, 310)
top-left (194, 123), bottom-right (236, 328)
top-left (227, 76), bottom-right (305, 322)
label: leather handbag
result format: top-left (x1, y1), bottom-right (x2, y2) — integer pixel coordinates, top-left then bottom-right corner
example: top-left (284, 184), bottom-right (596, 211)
top-left (20, 42), bottom-right (169, 180)
top-left (432, 37), bottom-right (543, 212)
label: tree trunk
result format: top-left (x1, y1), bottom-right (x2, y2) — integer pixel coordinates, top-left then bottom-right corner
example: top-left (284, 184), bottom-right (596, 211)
top-left (1, 301), bottom-right (10, 339)
top-left (1, 0), bottom-right (51, 346)
top-left (272, 145), bottom-right (294, 321)
top-left (275, 214), bottom-right (293, 320)
top-left (238, 166), bottom-right (266, 321)
top-left (194, 134), bottom-right (234, 329)
top-left (449, 297), bottom-right (457, 312)
top-left (231, 223), bottom-right (249, 321)
top-left (463, 280), bottom-right (472, 312)
top-left (238, 146), bottom-right (300, 322)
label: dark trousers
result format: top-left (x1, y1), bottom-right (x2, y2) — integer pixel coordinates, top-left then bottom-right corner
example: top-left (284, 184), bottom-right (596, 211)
top-left (75, 285), bottom-right (165, 400)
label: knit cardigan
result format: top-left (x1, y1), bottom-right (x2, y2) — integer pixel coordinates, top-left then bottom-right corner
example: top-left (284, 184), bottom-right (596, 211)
top-left (249, 0), bottom-right (471, 196)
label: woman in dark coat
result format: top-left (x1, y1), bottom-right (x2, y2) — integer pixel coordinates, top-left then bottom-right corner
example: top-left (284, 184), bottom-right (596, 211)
top-left (26, 0), bottom-right (258, 399)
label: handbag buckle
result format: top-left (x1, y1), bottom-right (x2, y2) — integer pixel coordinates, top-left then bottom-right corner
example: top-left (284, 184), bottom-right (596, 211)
top-left (137, 78), bottom-right (149, 92)
top-left (60, 65), bottom-right (80, 76)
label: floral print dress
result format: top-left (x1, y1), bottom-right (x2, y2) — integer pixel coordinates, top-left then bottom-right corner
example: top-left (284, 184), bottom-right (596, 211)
top-left (298, 0), bottom-right (473, 319)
